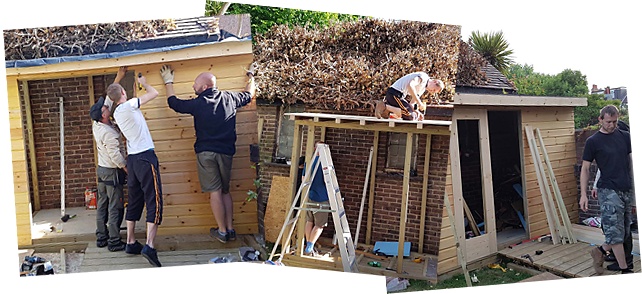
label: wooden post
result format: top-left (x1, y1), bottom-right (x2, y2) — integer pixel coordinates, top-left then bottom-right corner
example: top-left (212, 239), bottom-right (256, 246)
top-left (444, 189), bottom-right (472, 287)
top-left (479, 111), bottom-right (497, 250)
top-left (88, 76), bottom-right (99, 190)
top-left (60, 248), bottom-right (66, 274)
top-left (418, 134), bottom-right (432, 253)
top-left (320, 126), bottom-right (326, 142)
top-left (283, 122), bottom-right (303, 253)
top-left (21, 81), bottom-right (40, 211)
top-left (397, 132), bottom-right (413, 273)
top-left (296, 125), bottom-right (316, 255)
top-left (365, 131), bottom-right (379, 245)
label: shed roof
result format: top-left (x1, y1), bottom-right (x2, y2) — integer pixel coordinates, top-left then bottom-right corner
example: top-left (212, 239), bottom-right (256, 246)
top-left (453, 93), bottom-right (587, 107)
top-left (5, 14), bottom-right (251, 69)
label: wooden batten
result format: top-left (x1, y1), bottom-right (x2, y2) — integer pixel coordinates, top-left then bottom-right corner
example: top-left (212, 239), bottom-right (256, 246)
top-left (365, 131), bottom-right (379, 245)
top-left (21, 80), bottom-right (40, 211)
top-left (418, 134), bottom-right (432, 253)
top-left (453, 93), bottom-right (587, 107)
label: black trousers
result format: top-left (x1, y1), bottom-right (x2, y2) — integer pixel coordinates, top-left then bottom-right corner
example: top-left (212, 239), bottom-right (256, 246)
top-left (125, 149), bottom-right (163, 225)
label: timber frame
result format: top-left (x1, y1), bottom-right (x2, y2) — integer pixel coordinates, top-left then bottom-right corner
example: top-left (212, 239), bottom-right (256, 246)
top-left (282, 112), bottom-right (451, 276)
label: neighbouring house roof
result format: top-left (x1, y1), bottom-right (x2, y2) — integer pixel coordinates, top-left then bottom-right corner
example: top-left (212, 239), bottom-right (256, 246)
top-left (454, 41), bottom-right (517, 94)
top-left (4, 14), bottom-right (251, 68)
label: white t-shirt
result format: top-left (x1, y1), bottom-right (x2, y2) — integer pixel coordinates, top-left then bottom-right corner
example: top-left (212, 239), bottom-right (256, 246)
top-left (113, 98), bottom-right (155, 155)
top-left (391, 72), bottom-right (430, 97)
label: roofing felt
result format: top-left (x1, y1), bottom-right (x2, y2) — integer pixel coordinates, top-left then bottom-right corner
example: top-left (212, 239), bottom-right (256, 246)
top-left (5, 14), bottom-right (251, 68)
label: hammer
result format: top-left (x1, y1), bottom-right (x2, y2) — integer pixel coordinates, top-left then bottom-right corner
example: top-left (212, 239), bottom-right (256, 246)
top-left (521, 254), bottom-right (534, 263)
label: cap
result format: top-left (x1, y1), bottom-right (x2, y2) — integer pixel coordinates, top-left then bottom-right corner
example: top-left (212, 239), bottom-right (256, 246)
top-left (90, 96), bottom-right (106, 122)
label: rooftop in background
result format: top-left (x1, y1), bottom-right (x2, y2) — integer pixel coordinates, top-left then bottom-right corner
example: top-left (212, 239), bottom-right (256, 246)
top-left (5, 14), bottom-right (251, 68)
top-left (455, 41), bottom-right (517, 95)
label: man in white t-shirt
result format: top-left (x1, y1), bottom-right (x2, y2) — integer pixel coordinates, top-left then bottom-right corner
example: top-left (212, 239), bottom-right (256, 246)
top-left (374, 72), bottom-right (444, 121)
top-left (107, 67), bottom-right (163, 267)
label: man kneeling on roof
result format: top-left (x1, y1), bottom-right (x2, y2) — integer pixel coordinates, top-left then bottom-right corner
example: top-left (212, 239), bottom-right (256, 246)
top-left (302, 142), bottom-right (330, 256)
top-left (374, 72), bottom-right (444, 121)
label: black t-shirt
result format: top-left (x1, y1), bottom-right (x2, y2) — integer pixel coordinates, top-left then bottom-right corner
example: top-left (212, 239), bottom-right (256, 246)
top-left (582, 129), bottom-right (632, 191)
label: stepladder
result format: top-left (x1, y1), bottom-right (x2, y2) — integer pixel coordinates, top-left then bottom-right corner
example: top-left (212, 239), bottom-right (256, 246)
top-left (268, 143), bottom-right (359, 273)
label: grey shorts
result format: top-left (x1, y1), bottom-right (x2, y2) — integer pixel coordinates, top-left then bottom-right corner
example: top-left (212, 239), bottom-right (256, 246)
top-left (196, 151), bottom-right (233, 194)
top-left (598, 188), bottom-right (632, 244)
top-left (306, 200), bottom-right (330, 227)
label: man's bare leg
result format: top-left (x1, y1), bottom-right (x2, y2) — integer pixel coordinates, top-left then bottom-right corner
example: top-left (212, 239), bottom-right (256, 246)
top-left (602, 243), bottom-right (628, 269)
top-left (386, 105), bottom-right (402, 118)
top-left (309, 226), bottom-right (324, 245)
top-left (146, 222), bottom-right (158, 248)
top-left (305, 221), bottom-right (314, 241)
top-left (209, 189), bottom-right (227, 233)
top-left (126, 220), bottom-right (136, 244)
top-left (222, 192), bottom-right (234, 231)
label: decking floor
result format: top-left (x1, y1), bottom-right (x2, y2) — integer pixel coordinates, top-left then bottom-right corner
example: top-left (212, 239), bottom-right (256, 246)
top-left (498, 239), bottom-right (641, 277)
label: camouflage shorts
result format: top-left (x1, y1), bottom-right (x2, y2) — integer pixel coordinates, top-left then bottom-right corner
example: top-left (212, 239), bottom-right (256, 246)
top-left (598, 188), bottom-right (632, 244)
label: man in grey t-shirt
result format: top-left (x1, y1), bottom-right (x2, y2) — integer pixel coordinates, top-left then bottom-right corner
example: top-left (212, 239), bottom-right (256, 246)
top-left (374, 72), bottom-right (444, 120)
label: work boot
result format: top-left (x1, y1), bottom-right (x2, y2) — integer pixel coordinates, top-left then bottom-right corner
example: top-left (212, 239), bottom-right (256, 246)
top-left (605, 261), bottom-right (634, 271)
top-left (97, 239), bottom-right (108, 248)
top-left (374, 100), bottom-right (387, 119)
top-left (591, 246), bottom-right (606, 275)
top-left (108, 241), bottom-right (126, 252)
top-left (228, 229), bottom-right (236, 241)
top-left (126, 241), bottom-right (143, 255)
top-left (141, 245), bottom-right (162, 267)
top-left (210, 228), bottom-right (228, 243)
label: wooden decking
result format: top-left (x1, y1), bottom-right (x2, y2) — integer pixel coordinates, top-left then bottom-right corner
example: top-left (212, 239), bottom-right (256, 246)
top-left (498, 239), bottom-right (641, 277)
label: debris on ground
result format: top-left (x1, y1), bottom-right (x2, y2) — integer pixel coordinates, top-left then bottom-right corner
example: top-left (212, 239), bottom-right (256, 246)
top-left (386, 277), bottom-right (410, 292)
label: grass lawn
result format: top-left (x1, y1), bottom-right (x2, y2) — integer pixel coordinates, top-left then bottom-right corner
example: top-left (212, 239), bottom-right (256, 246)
top-left (396, 260), bottom-right (535, 292)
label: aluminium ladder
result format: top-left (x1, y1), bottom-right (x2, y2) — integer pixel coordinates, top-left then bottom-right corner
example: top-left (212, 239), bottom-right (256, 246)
top-left (268, 143), bottom-right (359, 273)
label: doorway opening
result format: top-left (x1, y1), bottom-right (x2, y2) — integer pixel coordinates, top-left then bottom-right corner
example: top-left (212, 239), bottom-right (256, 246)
top-left (456, 119), bottom-right (485, 239)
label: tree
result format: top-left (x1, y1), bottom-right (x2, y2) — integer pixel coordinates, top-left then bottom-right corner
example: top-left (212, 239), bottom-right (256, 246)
top-left (542, 69), bottom-right (588, 97)
top-left (469, 30), bottom-right (514, 75)
top-left (574, 94), bottom-right (623, 129)
top-left (507, 63), bottom-right (550, 96)
top-left (205, 1), bottom-right (231, 16)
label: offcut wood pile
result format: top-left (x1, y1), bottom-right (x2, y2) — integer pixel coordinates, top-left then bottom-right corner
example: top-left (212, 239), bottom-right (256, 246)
top-left (252, 19), bottom-right (468, 110)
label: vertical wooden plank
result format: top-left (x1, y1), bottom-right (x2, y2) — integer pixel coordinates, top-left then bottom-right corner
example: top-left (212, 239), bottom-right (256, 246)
top-left (397, 132), bottom-right (413, 273)
top-left (88, 76), bottom-right (99, 190)
top-left (479, 110), bottom-right (497, 252)
top-left (517, 111), bottom-right (531, 237)
top-left (365, 130), bottom-right (379, 245)
top-left (296, 125), bottom-right (316, 254)
top-left (283, 122), bottom-right (303, 253)
top-left (418, 134), bottom-right (432, 253)
top-left (449, 111), bottom-right (466, 261)
top-left (320, 126), bottom-right (326, 142)
top-left (21, 80), bottom-right (40, 211)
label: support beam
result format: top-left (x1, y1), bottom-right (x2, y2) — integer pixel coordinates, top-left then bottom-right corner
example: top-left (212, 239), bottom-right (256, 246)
top-left (283, 123), bottom-right (303, 253)
top-left (397, 132), bottom-right (413, 273)
top-left (296, 125), bottom-right (316, 255)
top-left (418, 134), bottom-right (432, 253)
top-left (21, 81), bottom-right (40, 211)
top-left (88, 76), bottom-right (99, 190)
top-left (365, 131), bottom-right (379, 245)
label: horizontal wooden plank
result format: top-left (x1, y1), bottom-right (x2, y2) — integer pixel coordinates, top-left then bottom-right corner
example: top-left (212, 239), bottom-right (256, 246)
top-left (135, 53), bottom-right (253, 85)
top-left (162, 178), bottom-right (255, 195)
top-left (12, 160), bottom-right (27, 173)
top-left (156, 223), bottom-right (258, 236)
top-left (16, 213), bottom-right (31, 226)
top-left (524, 150), bottom-right (576, 165)
top-left (523, 158), bottom-right (576, 174)
top-left (523, 120), bottom-right (575, 131)
top-left (13, 180), bottom-right (29, 193)
top-left (149, 123), bottom-right (257, 144)
top-left (160, 212), bottom-right (257, 227)
top-left (14, 192), bottom-right (30, 205)
top-left (11, 139), bottom-right (25, 152)
top-left (12, 150), bottom-right (26, 162)
top-left (454, 93), bottom-right (586, 107)
top-left (521, 108), bottom-right (575, 123)
top-left (161, 168), bottom-right (255, 185)
top-left (164, 191), bottom-right (251, 205)
top-left (10, 117), bottom-right (23, 129)
top-left (158, 158), bottom-right (254, 176)
top-left (163, 202), bottom-right (256, 217)
top-left (143, 103), bottom-right (257, 122)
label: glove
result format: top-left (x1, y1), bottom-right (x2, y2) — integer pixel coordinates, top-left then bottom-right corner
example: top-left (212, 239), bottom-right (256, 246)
top-left (160, 65), bottom-right (174, 84)
top-left (246, 62), bottom-right (256, 77)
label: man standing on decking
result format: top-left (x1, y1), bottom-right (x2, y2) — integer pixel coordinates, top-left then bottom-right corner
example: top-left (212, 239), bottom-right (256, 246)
top-left (374, 72), bottom-right (444, 121)
top-left (580, 105), bottom-right (634, 274)
top-left (159, 64), bottom-right (256, 243)
top-left (107, 66), bottom-right (163, 267)
top-left (89, 67), bottom-right (128, 252)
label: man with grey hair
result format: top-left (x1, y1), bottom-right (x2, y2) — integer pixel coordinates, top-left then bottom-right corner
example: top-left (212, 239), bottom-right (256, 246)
top-left (160, 64), bottom-right (256, 243)
top-left (580, 105), bottom-right (634, 274)
top-left (374, 72), bottom-right (444, 121)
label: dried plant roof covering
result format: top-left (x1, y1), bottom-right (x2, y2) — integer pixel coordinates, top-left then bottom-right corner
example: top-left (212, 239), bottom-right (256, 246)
top-left (456, 40), bottom-right (491, 87)
top-left (252, 19), bottom-right (461, 110)
top-left (3, 19), bottom-right (180, 60)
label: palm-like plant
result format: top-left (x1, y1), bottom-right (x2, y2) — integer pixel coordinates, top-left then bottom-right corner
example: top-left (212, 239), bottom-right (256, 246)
top-left (205, 1), bottom-right (231, 16)
top-left (469, 30), bottom-right (514, 75)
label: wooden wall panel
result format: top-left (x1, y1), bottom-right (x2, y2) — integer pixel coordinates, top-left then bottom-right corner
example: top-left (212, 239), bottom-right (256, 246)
top-left (7, 76), bottom-right (32, 246)
top-left (129, 52), bottom-right (258, 236)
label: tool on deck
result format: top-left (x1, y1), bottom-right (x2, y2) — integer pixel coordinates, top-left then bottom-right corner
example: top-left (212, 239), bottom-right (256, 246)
top-left (268, 143), bottom-right (359, 273)
top-left (521, 254), bottom-right (534, 263)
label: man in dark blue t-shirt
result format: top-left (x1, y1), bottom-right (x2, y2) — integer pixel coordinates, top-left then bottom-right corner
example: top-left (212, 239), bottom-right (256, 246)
top-left (580, 105), bottom-right (634, 274)
top-left (159, 64), bottom-right (256, 243)
top-left (302, 146), bottom-right (330, 256)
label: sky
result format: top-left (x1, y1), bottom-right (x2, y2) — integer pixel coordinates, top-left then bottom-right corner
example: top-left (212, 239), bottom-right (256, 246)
top-left (462, 0), bottom-right (642, 89)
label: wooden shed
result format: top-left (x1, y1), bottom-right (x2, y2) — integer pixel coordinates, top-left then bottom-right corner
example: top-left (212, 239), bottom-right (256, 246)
top-left (6, 15), bottom-right (259, 246)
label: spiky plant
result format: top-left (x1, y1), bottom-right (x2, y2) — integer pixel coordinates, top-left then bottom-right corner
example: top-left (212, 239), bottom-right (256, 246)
top-left (469, 30), bottom-right (514, 75)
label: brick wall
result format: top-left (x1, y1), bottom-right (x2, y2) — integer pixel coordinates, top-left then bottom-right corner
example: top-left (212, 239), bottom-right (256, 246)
top-left (257, 103), bottom-right (450, 255)
top-left (574, 128), bottom-right (599, 222)
top-left (19, 77), bottom-right (97, 209)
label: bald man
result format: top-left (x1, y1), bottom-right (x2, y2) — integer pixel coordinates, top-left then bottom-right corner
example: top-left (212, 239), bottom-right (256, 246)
top-left (160, 65), bottom-right (256, 243)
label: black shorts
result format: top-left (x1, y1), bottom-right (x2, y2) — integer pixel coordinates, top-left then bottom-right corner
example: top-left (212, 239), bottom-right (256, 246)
top-left (384, 87), bottom-right (415, 120)
top-left (125, 149), bottom-right (163, 225)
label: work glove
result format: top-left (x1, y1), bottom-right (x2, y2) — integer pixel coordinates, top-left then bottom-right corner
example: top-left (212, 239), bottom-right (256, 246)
top-left (160, 65), bottom-right (175, 84)
top-left (245, 62), bottom-right (256, 77)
